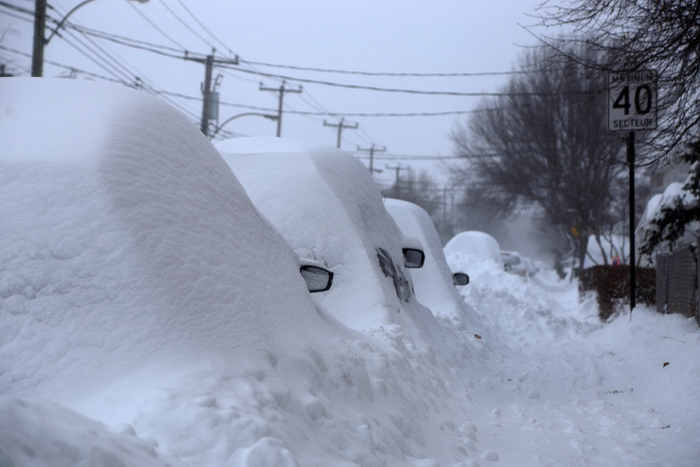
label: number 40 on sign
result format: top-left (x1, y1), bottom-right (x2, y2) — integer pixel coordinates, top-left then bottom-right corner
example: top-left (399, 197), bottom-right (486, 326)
top-left (608, 70), bottom-right (657, 132)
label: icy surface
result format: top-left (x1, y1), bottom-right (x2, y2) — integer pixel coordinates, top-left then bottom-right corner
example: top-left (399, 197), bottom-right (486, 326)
top-left (2, 78), bottom-right (700, 467)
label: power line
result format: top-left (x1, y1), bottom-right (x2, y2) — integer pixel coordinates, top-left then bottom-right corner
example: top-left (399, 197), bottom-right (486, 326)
top-left (156, 0), bottom-right (216, 51)
top-left (173, 0), bottom-right (236, 56)
top-left (68, 23), bottom-right (185, 54)
top-left (126, 0), bottom-right (187, 50)
top-left (215, 64), bottom-right (558, 97)
top-left (147, 89), bottom-right (504, 117)
top-left (59, 31), bottom-right (131, 84)
top-left (1, 3), bottom-right (589, 100)
top-left (50, 6), bottom-right (142, 86)
top-left (0, 44), bottom-right (201, 122)
top-left (238, 59), bottom-right (529, 78)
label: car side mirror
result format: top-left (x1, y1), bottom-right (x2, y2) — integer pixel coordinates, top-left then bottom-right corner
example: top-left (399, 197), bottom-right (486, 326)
top-left (403, 248), bottom-right (425, 268)
top-left (453, 272), bottom-right (470, 286)
top-left (300, 265), bottom-right (334, 293)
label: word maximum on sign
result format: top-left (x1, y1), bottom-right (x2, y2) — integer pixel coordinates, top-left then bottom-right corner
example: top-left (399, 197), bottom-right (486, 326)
top-left (608, 70), bottom-right (657, 132)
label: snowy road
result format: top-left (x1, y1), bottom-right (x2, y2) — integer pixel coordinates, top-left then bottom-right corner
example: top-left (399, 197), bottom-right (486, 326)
top-left (455, 260), bottom-right (700, 467)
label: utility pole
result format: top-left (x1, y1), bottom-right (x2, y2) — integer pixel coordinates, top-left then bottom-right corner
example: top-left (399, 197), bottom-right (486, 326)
top-left (32, 0), bottom-right (47, 77)
top-left (386, 163), bottom-right (410, 197)
top-left (259, 80), bottom-right (302, 137)
top-left (357, 144), bottom-right (386, 174)
top-left (32, 0), bottom-right (150, 78)
top-left (200, 54), bottom-right (214, 135)
top-left (185, 50), bottom-right (238, 137)
top-left (323, 118), bottom-right (358, 149)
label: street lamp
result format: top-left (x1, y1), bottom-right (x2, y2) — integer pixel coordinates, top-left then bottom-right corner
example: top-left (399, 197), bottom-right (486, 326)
top-left (209, 113), bottom-right (278, 139)
top-left (32, 0), bottom-right (150, 77)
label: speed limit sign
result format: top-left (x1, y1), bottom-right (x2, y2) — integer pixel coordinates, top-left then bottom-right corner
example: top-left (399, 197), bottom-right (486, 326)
top-left (608, 70), bottom-right (657, 131)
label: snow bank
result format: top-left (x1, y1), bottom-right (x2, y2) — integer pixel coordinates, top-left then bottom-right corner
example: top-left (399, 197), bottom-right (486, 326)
top-left (1, 81), bottom-right (489, 467)
top-left (0, 397), bottom-right (190, 467)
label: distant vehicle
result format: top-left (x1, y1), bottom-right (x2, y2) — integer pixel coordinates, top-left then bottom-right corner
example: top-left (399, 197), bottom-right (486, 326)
top-left (444, 231), bottom-right (503, 268)
top-left (500, 251), bottom-right (528, 277)
top-left (216, 138), bottom-right (431, 331)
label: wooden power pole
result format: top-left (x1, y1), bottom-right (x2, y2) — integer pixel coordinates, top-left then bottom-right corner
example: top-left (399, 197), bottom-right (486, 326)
top-left (259, 80), bottom-right (302, 137)
top-left (323, 118), bottom-right (358, 148)
top-left (357, 143), bottom-right (386, 174)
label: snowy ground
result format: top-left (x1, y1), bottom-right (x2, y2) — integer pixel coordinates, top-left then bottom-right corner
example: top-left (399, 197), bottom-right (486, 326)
top-left (2, 78), bottom-right (700, 467)
top-left (4, 257), bottom-right (698, 467)
top-left (447, 256), bottom-right (700, 467)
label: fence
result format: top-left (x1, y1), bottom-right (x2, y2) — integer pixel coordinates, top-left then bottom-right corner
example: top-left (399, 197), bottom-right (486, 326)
top-left (656, 245), bottom-right (699, 323)
top-left (579, 266), bottom-right (656, 321)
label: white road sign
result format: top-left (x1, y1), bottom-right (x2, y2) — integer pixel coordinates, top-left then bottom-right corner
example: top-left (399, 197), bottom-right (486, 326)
top-left (608, 70), bottom-right (657, 131)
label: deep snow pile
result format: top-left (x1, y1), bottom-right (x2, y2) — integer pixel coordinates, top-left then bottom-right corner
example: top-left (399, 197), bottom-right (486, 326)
top-left (0, 79), bottom-right (486, 467)
top-left (3, 78), bottom-right (699, 467)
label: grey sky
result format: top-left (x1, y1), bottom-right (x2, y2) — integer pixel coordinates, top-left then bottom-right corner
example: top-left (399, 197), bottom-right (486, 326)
top-left (1, 0), bottom-right (551, 184)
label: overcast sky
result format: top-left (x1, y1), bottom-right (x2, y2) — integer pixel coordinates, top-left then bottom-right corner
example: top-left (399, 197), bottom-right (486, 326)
top-left (1, 0), bottom-right (556, 186)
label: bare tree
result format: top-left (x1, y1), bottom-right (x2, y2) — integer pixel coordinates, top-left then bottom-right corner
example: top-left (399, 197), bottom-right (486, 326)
top-left (450, 43), bottom-right (627, 269)
top-left (383, 169), bottom-right (443, 218)
top-left (539, 0), bottom-right (700, 159)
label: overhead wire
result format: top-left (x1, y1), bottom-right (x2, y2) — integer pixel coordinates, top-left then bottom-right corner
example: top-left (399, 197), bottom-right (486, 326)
top-left (154, 90), bottom-right (503, 117)
top-left (0, 4), bottom-right (582, 99)
top-left (58, 31), bottom-right (132, 84)
top-left (0, 1), bottom-right (570, 154)
top-left (49, 6), bottom-right (142, 86)
top-left (53, 1), bottom-right (201, 121)
top-left (238, 59), bottom-right (529, 78)
top-left (214, 63), bottom-right (562, 97)
top-left (155, 0), bottom-right (216, 51)
top-left (173, 0), bottom-right (237, 56)
top-left (126, 0), bottom-right (188, 50)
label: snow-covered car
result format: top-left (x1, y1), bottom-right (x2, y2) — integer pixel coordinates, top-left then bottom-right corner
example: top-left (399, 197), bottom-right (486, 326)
top-left (500, 251), bottom-right (528, 277)
top-left (216, 137), bottom-right (437, 333)
top-left (383, 198), bottom-right (476, 322)
top-left (0, 78), bottom-right (344, 430)
top-left (443, 231), bottom-right (503, 268)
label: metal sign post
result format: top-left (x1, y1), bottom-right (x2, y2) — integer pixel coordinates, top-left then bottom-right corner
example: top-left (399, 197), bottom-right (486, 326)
top-left (608, 70), bottom-right (657, 312)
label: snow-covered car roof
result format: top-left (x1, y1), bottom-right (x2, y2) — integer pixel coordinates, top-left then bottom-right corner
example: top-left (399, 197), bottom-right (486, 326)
top-left (0, 79), bottom-right (341, 400)
top-left (444, 231), bottom-right (503, 267)
top-left (216, 137), bottom-right (437, 333)
top-left (384, 199), bottom-right (475, 321)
